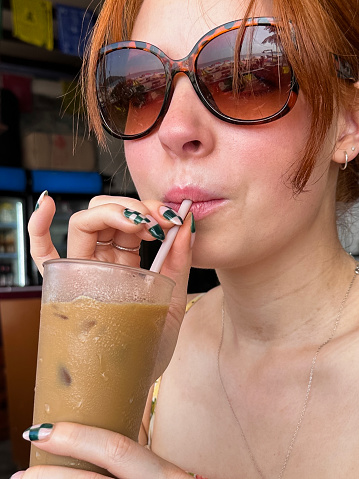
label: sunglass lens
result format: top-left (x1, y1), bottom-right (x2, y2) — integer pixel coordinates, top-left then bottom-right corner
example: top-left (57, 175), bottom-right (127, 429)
top-left (196, 25), bottom-right (293, 121)
top-left (97, 48), bottom-right (166, 137)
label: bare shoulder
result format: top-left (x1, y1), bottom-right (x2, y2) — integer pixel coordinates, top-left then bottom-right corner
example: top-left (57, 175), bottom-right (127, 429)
top-left (180, 286), bottom-right (223, 348)
top-left (140, 286), bottom-right (222, 445)
top-left (148, 286), bottom-right (226, 473)
top-left (185, 285), bottom-right (222, 315)
top-left (162, 285), bottom-right (224, 387)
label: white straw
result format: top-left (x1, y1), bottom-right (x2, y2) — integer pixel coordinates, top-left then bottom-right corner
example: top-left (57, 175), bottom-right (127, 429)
top-left (150, 199), bottom-right (192, 273)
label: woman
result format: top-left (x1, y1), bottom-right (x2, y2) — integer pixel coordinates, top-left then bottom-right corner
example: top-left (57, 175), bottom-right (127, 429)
top-left (16, 0), bottom-right (359, 477)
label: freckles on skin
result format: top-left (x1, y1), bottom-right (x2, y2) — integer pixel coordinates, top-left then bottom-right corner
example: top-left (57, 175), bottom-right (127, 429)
top-left (126, 92), bottom-right (313, 202)
top-left (125, 94), bottom-right (314, 216)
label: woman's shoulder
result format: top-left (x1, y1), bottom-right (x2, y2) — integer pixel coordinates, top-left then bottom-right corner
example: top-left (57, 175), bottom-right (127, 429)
top-left (186, 285), bottom-right (222, 311)
top-left (139, 286), bottom-right (221, 446)
top-left (175, 286), bottom-right (223, 361)
top-left (186, 292), bottom-right (206, 312)
top-left (184, 286), bottom-right (223, 329)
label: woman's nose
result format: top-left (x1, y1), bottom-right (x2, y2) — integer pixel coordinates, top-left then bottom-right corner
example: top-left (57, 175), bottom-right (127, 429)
top-left (157, 75), bottom-right (216, 160)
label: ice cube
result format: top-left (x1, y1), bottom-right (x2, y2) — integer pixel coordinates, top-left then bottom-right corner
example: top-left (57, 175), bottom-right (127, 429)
top-left (58, 366), bottom-right (72, 386)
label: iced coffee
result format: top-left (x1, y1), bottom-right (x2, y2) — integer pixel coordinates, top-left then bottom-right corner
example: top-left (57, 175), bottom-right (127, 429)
top-left (30, 259), bottom-right (174, 474)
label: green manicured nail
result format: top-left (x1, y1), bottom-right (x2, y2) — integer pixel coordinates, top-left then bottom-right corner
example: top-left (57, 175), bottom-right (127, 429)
top-left (23, 423), bottom-right (53, 441)
top-left (159, 206), bottom-right (183, 225)
top-left (123, 209), bottom-right (164, 241)
top-left (146, 217), bottom-right (165, 241)
top-left (34, 190), bottom-right (48, 211)
top-left (123, 208), bottom-right (151, 224)
top-left (191, 213), bottom-right (196, 233)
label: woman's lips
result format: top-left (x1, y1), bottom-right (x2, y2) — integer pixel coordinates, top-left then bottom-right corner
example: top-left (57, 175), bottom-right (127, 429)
top-left (164, 188), bottom-right (226, 220)
top-left (166, 199), bottom-right (226, 220)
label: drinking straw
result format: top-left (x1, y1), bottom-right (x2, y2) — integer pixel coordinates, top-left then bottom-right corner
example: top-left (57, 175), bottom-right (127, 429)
top-left (150, 199), bottom-right (192, 273)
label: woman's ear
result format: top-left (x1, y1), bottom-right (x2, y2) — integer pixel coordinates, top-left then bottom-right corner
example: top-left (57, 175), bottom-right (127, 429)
top-left (333, 99), bottom-right (359, 168)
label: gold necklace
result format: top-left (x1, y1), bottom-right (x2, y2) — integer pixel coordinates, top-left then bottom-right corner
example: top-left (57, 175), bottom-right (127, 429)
top-left (217, 263), bottom-right (359, 479)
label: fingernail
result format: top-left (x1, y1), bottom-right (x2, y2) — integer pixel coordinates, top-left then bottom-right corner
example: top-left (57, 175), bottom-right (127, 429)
top-left (159, 206), bottom-right (183, 225)
top-left (23, 423), bottom-right (53, 441)
top-left (123, 209), bottom-right (165, 241)
top-left (190, 213), bottom-right (196, 248)
top-left (34, 190), bottom-right (48, 211)
top-left (11, 472), bottom-right (25, 479)
top-left (145, 215), bottom-right (165, 241)
top-left (123, 208), bottom-right (151, 225)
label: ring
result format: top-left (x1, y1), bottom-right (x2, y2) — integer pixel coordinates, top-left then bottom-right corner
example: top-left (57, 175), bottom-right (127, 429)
top-left (96, 239), bottom-right (113, 246)
top-left (111, 241), bottom-right (141, 252)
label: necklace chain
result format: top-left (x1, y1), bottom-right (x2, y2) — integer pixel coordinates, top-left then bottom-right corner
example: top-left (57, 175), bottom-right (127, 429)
top-left (217, 263), bottom-right (359, 479)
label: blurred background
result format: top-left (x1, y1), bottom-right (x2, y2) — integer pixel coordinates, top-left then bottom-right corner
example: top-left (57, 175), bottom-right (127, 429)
top-left (0, 0), bottom-right (218, 475)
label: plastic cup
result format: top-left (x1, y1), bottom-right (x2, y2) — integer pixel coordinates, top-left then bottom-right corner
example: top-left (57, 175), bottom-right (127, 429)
top-left (30, 259), bottom-right (174, 474)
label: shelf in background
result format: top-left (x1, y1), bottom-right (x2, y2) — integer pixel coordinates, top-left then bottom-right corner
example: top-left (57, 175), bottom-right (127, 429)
top-left (0, 253), bottom-right (17, 260)
top-left (0, 223), bottom-right (17, 230)
top-left (0, 39), bottom-right (82, 72)
top-left (0, 0), bottom-right (98, 76)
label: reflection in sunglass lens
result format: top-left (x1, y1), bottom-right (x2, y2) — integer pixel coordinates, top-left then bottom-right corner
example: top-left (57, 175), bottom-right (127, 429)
top-left (196, 25), bottom-right (292, 120)
top-left (97, 49), bottom-right (166, 137)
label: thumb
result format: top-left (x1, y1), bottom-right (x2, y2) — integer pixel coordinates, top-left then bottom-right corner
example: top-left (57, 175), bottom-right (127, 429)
top-left (28, 192), bottom-right (59, 275)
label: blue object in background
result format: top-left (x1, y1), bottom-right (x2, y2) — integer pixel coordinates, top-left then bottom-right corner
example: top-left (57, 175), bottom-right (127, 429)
top-left (57, 4), bottom-right (95, 57)
top-left (31, 170), bottom-right (103, 194)
top-left (0, 166), bottom-right (26, 192)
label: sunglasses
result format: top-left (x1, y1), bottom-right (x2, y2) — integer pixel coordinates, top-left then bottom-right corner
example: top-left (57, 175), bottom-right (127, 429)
top-left (96, 17), bottom-right (298, 139)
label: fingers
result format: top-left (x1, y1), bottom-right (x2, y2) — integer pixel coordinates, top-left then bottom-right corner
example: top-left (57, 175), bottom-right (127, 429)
top-left (67, 203), bottom-right (165, 259)
top-left (21, 422), bottom-right (188, 479)
top-left (67, 197), bottom-right (185, 261)
top-left (89, 196), bottom-right (184, 229)
top-left (28, 193), bottom-right (188, 272)
top-left (28, 192), bottom-right (58, 276)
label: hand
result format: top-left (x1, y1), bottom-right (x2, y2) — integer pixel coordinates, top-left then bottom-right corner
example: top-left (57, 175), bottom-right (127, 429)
top-left (13, 421), bottom-right (190, 478)
top-left (28, 194), bottom-right (187, 271)
top-left (28, 193), bottom-right (193, 378)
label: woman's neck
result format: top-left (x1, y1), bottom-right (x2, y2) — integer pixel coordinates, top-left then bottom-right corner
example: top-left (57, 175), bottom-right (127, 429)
top-left (215, 244), bottom-right (357, 350)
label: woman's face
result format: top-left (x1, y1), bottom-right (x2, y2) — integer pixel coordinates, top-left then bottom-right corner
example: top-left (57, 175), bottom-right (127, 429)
top-left (124, 0), bottom-right (339, 270)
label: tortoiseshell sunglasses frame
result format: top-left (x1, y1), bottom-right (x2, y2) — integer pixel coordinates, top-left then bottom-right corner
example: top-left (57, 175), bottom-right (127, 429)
top-left (96, 17), bottom-right (300, 139)
top-left (96, 16), bottom-right (353, 140)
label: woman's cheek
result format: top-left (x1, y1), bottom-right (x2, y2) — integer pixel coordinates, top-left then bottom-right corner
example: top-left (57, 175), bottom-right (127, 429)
top-left (124, 141), bottom-right (153, 197)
